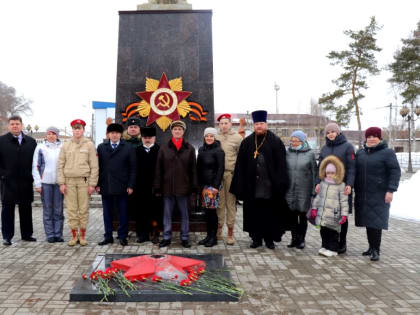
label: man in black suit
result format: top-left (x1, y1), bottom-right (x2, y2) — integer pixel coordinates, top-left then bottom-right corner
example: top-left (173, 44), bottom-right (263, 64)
top-left (135, 126), bottom-right (162, 244)
top-left (0, 115), bottom-right (37, 246)
top-left (96, 123), bottom-right (136, 246)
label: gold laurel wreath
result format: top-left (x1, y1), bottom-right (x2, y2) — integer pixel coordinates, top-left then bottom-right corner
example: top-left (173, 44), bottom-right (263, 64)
top-left (137, 76), bottom-right (191, 130)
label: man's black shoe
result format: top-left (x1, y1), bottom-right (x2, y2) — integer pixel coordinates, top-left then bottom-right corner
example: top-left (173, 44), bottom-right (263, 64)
top-left (152, 234), bottom-right (160, 244)
top-left (136, 235), bottom-right (150, 243)
top-left (55, 237), bottom-right (64, 243)
top-left (296, 241), bottom-right (305, 250)
top-left (22, 237), bottom-right (36, 242)
top-left (47, 237), bottom-right (55, 243)
top-left (181, 240), bottom-right (191, 248)
top-left (198, 235), bottom-right (211, 246)
top-left (3, 239), bottom-right (11, 246)
top-left (98, 238), bottom-right (114, 246)
top-left (265, 242), bottom-right (275, 250)
top-left (250, 240), bottom-right (262, 248)
top-left (159, 239), bottom-right (171, 248)
top-left (120, 238), bottom-right (128, 246)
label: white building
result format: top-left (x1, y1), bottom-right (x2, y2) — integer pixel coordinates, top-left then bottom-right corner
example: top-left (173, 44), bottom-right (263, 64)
top-left (92, 101), bottom-right (115, 146)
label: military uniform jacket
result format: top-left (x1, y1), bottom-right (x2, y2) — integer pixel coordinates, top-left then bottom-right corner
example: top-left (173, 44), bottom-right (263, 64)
top-left (57, 137), bottom-right (99, 187)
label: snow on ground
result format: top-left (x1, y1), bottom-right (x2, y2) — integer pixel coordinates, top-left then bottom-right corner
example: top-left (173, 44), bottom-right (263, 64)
top-left (391, 170), bottom-right (420, 221)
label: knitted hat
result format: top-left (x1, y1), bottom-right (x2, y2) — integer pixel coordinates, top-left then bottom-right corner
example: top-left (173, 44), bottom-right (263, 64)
top-left (170, 120), bottom-right (186, 130)
top-left (325, 122), bottom-right (340, 135)
top-left (46, 126), bottom-right (59, 136)
top-left (251, 110), bottom-right (267, 123)
top-left (291, 130), bottom-right (307, 143)
top-left (203, 127), bottom-right (217, 137)
top-left (326, 163), bottom-right (337, 174)
top-left (365, 127), bottom-right (382, 139)
top-left (106, 123), bottom-right (123, 134)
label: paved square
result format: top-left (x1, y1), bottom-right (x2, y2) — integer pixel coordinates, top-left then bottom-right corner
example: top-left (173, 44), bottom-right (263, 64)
top-left (1, 198), bottom-right (420, 314)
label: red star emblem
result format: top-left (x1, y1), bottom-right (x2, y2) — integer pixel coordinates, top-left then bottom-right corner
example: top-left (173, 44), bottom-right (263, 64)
top-left (111, 254), bottom-right (206, 282)
top-left (136, 73), bottom-right (191, 127)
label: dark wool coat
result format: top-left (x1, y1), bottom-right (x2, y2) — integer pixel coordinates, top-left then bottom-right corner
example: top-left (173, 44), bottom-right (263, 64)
top-left (230, 130), bottom-right (289, 239)
top-left (354, 141), bottom-right (401, 230)
top-left (136, 143), bottom-right (162, 227)
top-left (154, 139), bottom-right (198, 196)
top-left (285, 144), bottom-right (317, 213)
top-left (97, 140), bottom-right (136, 196)
top-left (0, 133), bottom-right (37, 204)
top-left (318, 133), bottom-right (356, 187)
top-left (197, 140), bottom-right (225, 189)
top-left (136, 144), bottom-right (160, 195)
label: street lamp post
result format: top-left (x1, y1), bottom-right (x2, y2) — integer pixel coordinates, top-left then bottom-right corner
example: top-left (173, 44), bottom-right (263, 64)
top-left (400, 105), bottom-right (420, 173)
top-left (274, 82), bottom-right (280, 114)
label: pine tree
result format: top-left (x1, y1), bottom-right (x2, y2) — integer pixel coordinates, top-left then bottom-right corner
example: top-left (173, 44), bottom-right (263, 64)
top-left (319, 16), bottom-right (382, 147)
top-left (388, 21), bottom-right (420, 107)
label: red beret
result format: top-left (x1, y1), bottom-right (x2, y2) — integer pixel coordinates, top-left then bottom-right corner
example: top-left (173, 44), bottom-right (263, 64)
top-left (70, 119), bottom-right (86, 127)
top-left (365, 127), bottom-right (381, 139)
top-left (217, 113), bottom-right (231, 122)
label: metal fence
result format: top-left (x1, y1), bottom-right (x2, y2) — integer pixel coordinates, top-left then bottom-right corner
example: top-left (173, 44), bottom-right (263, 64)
top-left (396, 153), bottom-right (420, 170)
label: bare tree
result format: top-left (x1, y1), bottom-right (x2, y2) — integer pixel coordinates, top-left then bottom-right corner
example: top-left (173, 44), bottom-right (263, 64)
top-left (0, 81), bottom-right (32, 132)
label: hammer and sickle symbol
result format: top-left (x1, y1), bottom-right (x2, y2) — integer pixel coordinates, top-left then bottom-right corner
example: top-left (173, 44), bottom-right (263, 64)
top-left (157, 93), bottom-right (171, 109)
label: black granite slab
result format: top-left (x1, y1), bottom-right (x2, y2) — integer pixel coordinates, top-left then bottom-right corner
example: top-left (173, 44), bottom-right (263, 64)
top-left (115, 10), bottom-right (214, 149)
top-left (70, 254), bottom-right (240, 302)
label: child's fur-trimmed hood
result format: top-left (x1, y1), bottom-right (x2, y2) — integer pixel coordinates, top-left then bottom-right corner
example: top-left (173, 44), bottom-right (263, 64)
top-left (319, 155), bottom-right (345, 184)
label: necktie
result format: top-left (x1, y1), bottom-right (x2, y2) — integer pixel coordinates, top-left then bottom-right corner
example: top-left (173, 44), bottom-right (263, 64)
top-left (112, 143), bottom-right (117, 150)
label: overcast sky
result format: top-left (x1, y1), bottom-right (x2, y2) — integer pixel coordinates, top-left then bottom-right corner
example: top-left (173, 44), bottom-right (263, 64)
top-left (0, 0), bottom-right (418, 133)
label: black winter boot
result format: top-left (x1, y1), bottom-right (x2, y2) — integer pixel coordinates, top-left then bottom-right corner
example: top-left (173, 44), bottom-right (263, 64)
top-left (205, 231), bottom-right (217, 247)
top-left (370, 249), bottom-right (380, 261)
top-left (295, 236), bottom-right (305, 250)
top-left (287, 231), bottom-right (299, 248)
top-left (362, 248), bottom-right (373, 256)
top-left (199, 234), bottom-right (211, 246)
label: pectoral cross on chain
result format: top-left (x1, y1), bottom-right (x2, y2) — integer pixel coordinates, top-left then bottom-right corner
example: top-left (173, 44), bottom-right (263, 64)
top-left (254, 150), bottom-right (259, 159)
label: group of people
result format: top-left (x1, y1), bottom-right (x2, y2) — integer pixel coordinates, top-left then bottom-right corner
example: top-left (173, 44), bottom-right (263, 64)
top-left (283, 123), bottom-right (401, 261)
top-left (0, 111), bottom-right (401, 261)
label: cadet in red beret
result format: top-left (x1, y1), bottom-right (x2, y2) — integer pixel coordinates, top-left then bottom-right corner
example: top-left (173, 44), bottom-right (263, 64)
top-left (70, 119), bottom-right (86, 128)
top-left (57, 119), bottom-right (98, 246)
top-left (217, 113), bottom-right (232, 122)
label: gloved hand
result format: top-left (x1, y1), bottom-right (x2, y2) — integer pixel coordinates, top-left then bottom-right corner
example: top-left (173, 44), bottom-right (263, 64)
top-left (339, 216), bottom-right (347, 225)
top-left (311, 209), bottom-right (317, 219)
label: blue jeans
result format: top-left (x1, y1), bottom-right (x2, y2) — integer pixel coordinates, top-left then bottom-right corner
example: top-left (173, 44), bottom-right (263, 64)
top-left (163, 196), bottom-right (189, 241)
top-left (101, 195), bottom-right (128, 239)
top-left (41, 184), bottom-right (64, 239)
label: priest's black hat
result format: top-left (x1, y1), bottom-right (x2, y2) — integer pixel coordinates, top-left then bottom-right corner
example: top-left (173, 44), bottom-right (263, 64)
top-left (251, 110), bottom-right (267, 123)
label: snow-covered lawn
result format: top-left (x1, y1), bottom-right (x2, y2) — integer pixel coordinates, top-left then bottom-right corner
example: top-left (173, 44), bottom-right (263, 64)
top-left (391, 170), bottom-right (420, 221)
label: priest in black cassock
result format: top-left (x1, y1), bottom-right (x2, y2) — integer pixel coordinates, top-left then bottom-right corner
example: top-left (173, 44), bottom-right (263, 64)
top-left (230, 110), bottom-right (289, 249)
top-left (135, 126), bottom-right (162, 244)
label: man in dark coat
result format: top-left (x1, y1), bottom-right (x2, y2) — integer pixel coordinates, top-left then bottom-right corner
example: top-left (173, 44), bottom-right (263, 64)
top-left (96, 123), bottom-right (136, 246)
top-left (0, 116), bottom-right (37, 245)
top-left (154, 120), bottom-right (197, 248)
top-left (123, 118), bottom-right (142, 229)
top-left (230, 110), bottom-right (289, 249)
top-left (354, 127), bottom-right (401, 261)
top-left (135, 126), bottom-right (162, 244)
